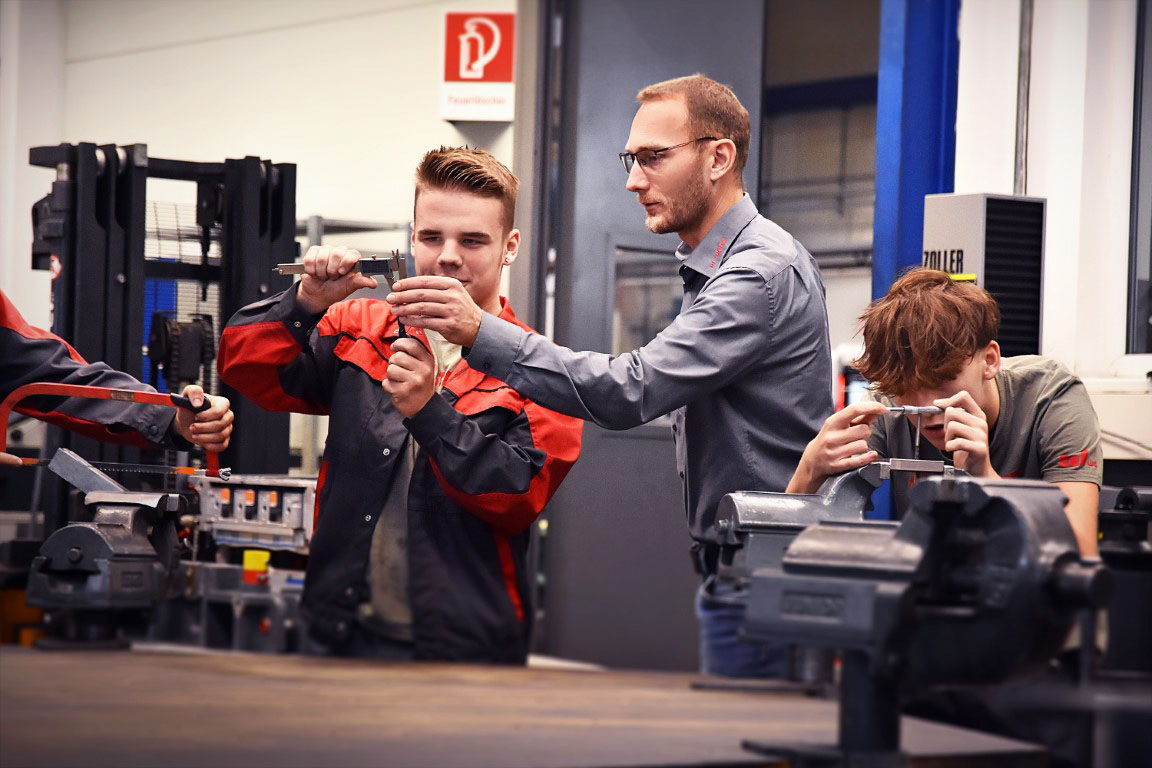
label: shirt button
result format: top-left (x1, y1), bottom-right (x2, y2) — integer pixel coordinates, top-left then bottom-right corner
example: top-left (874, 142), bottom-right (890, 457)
top-left (293, 320), bottom-right (302, 328)
top-left (336, 621), bottom-right (348, 633)
top-left (148, 425), bottom-right (158, 436)
top-left (344, 587), bottom-right (355, 599)
top-left (679, 471), bottom-right (685, 479)
top-left (382, 448), bottom-right (391, 456)
top-left (364, 514), bottom-right (372, 523)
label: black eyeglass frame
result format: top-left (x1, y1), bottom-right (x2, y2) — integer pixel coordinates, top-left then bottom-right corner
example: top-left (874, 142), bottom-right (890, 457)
top-left (618, 137), bottom-right (719, 173)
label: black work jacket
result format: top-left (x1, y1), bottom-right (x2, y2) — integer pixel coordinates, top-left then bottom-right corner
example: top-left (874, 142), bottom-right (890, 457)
top-left (218, 287), bottom-right (582, 662)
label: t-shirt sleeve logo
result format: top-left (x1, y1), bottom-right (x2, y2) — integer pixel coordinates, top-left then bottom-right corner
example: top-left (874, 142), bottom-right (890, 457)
top-left (1057, 449), bottom-right (1098, 469)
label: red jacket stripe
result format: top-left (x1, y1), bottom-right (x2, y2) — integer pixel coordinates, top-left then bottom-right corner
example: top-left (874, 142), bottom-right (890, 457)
top-left (217, 322), bottom-right (327, 414)
top-left (430, 400), bottom-right (581, 534)
top-left (494, 534), bottom-right (525, 623)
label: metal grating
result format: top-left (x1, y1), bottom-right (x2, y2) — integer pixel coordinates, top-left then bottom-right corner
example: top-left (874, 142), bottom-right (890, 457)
top-left (143, 201), bottom-right (222, 393)
top-left (983, 198), bottom-right (1044, 357)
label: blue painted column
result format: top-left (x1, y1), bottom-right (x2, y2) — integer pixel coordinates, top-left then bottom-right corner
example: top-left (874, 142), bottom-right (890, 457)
top-left (870, 0), bottom-right (960, 520)
top-left (873, 0), bottom-right (960, 300)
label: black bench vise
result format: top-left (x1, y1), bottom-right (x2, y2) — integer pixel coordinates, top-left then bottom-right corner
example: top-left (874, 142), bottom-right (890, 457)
top-left (728, 474), bottom-right (1108, 767)
top-left (25, 449), bottom-right (185, 648)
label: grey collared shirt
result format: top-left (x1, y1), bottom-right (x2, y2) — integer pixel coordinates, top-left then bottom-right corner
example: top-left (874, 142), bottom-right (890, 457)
top-left (467, 194), bottom-right (833, 543)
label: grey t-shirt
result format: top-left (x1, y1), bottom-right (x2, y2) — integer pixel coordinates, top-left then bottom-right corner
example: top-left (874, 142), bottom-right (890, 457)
top-left (867, 355), bottom-right (1102, 517)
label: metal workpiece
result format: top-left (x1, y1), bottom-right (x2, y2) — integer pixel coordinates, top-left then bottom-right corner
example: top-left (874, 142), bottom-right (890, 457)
top-left (880, 457), bottom-right (955, 478)
top-left (47, 447), bottom-right (126, 493)
top-left (885, 405), bottom-right (944, 458)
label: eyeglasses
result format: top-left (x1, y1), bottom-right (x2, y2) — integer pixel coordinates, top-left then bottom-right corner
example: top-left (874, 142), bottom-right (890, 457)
top-left (619, 137), bottom-right (718, 173)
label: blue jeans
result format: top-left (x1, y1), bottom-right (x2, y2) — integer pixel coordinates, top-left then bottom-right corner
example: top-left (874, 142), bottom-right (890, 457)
top-left (695, 576), bottom-right (790, 678)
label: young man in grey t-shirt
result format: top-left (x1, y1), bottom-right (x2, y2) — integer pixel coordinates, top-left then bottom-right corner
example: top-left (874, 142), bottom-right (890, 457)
top-left (787, 268), bottom-right (1101, 555)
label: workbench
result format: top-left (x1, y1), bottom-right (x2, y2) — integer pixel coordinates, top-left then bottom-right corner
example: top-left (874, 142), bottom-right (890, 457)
top-left (0, 647), bottom-right (1044, 768)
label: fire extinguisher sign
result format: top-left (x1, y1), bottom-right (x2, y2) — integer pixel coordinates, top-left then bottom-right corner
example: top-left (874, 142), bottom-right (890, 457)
top-left (441, 12), bottom-right (516, 122)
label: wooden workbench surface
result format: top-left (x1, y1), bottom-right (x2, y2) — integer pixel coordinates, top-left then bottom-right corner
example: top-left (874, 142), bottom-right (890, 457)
top-left (0, 646), bottom-right (1043, 768)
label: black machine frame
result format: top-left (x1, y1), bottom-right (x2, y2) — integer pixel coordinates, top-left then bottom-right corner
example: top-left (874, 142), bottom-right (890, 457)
top-left (28, 142), bottom-right (295, 530)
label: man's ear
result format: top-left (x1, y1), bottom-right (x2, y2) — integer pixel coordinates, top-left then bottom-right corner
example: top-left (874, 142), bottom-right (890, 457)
top-left (709, 139), bottom-right (738, 183)
top-left (982, 341), bottom-right (1001, 380)
top-left (502, 228), bottom-right (521, 266)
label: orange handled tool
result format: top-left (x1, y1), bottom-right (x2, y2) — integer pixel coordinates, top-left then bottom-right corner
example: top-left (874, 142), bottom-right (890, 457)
top-left (0, 382), bottom-right (227, 479)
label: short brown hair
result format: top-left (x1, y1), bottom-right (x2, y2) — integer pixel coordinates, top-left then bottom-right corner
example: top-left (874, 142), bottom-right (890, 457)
top-left (414, 146), bottom-right (518, 232)
top-left (854, 268), bottom-right (1000, 396)
top-left (637, 74), bottom-right (750, 181)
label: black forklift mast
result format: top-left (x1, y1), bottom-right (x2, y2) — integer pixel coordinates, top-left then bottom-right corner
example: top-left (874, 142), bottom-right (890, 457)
top-left (27, 142), bottom-right (295, 533)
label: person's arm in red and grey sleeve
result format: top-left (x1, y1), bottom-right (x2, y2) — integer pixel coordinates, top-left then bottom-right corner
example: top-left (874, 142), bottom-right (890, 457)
top-left (216, 285), bottom-right (340, 415)
top-left (404, 394), bottom-right (583, 534)
top-left (0, 290), bottom-right (229, 450)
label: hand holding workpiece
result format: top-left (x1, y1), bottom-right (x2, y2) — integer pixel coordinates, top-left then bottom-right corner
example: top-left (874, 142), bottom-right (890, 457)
top-left (296, 245), bottom-right (380, 314)
top-left (172, 384), bottom-right (234, 451)
top-left (386, 276), bottom-right (485, 347)
top-left (934, 390), bottom-right (996, 477)
top-left (786, 401), bottom-right (887, 494)
top-left (382, 337), bottom-right (437, 418)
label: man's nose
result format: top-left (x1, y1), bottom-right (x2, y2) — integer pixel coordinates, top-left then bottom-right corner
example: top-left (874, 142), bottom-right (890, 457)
top-left (438, 242), bottom-right (464, 266)
top-left (625, 162), bottom-right (648, 192)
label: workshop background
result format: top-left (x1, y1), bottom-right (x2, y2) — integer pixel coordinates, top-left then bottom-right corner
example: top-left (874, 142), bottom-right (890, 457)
top-left (1, 0), bottom-right (1150, 673)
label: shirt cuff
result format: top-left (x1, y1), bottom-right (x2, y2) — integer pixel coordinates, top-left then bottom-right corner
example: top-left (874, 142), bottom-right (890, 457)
top-left (403, 393), bottom-right (458, 448)
top-left (463, 312), bottom-right (524, 381)
top-left (131, 406), bottom-right (185, 448)
top-left (281, 283), bottom-right (328, 346)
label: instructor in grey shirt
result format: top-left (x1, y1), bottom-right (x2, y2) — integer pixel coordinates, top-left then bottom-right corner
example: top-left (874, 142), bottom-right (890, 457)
top-left (387, 74), bottom-right (832, 678)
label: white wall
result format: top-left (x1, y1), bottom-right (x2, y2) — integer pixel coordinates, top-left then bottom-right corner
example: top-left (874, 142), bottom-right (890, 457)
top-left (956, 0), bottom-right (1151, 460)
top-left (1, 0), bottom-right (516, 327)
top-left (0, 0), bottom-right (65, 328)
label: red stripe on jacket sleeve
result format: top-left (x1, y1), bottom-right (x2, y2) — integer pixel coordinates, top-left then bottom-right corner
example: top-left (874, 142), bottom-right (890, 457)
top-left (217, 322), bottom-right (327, 414)
top-left (1, 292), bottom-right (86, 365)
top-left (429, 400), bottom-right (583, 534)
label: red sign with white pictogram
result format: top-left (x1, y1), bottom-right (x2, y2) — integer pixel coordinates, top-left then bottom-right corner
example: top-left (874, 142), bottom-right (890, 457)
top-left (441, 12), bottom-right (516, 121)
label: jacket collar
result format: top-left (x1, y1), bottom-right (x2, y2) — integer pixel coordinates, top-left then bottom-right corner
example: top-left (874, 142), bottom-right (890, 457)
top-left (675, 193), bottom-right (758, 279)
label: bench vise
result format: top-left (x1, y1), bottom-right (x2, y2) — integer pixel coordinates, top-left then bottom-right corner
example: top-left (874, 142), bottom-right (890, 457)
top-left (719, 471), bottom-right (1109, 766)
top-left (25, 449), bottom-right (186, 648)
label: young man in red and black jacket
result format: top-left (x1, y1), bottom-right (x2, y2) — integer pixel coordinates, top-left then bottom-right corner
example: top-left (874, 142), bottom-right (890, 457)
top-left (217, 147), bottom-right (583, 663)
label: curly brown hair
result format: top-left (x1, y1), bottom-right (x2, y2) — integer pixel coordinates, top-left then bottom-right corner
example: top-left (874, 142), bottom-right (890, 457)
top-left (414, 146), bottom-right (518, 232)
top-left (853, 268), bottom-right (1000, 396)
